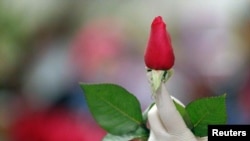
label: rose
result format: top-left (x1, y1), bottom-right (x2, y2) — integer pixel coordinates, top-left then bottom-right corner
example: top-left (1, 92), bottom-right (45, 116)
top-left (144, 16), bottom-right (175, 70)
top-left (79, 16), bottom-right (227, 141)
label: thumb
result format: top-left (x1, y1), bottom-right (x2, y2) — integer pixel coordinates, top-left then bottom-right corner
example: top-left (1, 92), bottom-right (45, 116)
top-left (154, 83), bottom-right (189, 134)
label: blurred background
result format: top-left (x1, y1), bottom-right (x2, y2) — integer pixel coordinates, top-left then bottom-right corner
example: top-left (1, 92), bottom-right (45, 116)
top-left (1, 0), bottom-right (250, 140)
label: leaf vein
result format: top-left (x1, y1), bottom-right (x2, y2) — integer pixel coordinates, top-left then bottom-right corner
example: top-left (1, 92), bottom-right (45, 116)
top-left (99, 95), bottom-right (141, 125)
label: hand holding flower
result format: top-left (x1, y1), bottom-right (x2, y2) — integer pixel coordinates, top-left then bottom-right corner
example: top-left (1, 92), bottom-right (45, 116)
top-left (80, 16), bottom-right (227, 141)
top-left (145, 16), bottom-right (208, 141)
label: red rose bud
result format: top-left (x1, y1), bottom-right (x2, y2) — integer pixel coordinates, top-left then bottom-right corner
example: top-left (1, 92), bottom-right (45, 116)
top-left (144, 16), bottom-right (175, 70)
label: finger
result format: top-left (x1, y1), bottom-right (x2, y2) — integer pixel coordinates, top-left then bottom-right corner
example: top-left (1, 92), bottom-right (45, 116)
top-left (147, 104), bottom-right (169, 136)
top-left (196, 136), bottom-right (208, 141)
top-left (155, 83), bottom-right (189, 134)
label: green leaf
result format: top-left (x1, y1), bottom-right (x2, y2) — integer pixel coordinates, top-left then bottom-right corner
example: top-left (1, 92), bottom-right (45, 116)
top-left (103, 134), bottom-right (147, 141)
top-left (80, 83), bottom-right (144, 135)
top-left (103, 126), bottom-right (149, 141)
top-left (142, 102), bottom-right (155, 122)
top-left (186, 93), bottom-right (227, 137)
top-left (173, 100), bottom-right (193, 129)
top-left (102, 133), bottom-right (135, 141)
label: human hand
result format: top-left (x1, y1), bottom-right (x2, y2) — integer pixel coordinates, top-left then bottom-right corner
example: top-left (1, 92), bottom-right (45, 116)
top-left (147, 82), bottom-right (208, 141)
